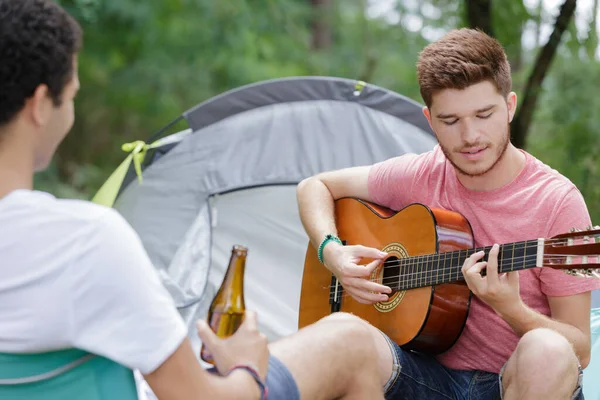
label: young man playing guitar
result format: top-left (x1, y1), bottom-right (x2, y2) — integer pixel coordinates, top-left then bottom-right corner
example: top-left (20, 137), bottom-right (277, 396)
top-left (297, 28), bottom-right (600, 399)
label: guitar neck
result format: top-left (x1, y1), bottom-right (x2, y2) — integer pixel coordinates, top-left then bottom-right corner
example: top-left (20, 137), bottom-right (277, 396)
top-left (394, 239), bottom-right (541, 291)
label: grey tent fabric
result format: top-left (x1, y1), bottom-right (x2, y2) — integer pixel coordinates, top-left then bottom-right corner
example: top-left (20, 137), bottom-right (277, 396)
top-left (113, 76), bottom-right (438, 350)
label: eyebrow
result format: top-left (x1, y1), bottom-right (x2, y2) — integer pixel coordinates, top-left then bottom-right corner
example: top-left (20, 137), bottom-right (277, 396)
top-left (436, 104), bottom-right (496, 119)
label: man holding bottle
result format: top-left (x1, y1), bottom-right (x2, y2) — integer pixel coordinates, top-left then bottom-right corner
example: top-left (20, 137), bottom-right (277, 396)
top-left (0, 1), bottom-right (385, 399)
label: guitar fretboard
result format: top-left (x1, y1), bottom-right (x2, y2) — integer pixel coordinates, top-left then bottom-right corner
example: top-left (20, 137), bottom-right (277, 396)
top-left (390, 240), bottom-right (539, 291)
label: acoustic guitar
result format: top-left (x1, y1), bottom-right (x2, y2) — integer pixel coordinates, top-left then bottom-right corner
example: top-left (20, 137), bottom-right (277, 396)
top-left (298, 198), bottom-right (600, 355)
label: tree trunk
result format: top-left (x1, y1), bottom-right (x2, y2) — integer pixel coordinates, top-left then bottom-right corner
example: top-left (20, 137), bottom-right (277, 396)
top-left (310, 0), bottom-right (332, 50)
top-left (509, 24), bottom-right (524, 72)
top-left (465, 0), bottom-right (493, 37)
top-left (511, 0), bottom-right (577, 149)
top-left (358, 0), bottom-right (377, 82)
top-left (586, 0), bottom-right (598, 59)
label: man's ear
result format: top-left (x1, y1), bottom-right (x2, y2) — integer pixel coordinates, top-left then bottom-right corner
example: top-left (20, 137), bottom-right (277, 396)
top-left (507, 91), bottom-right (517, 123)
top-left (423, 106), bottom-right (434, 130)
top-left (26, 84), bottom-right (53, 128)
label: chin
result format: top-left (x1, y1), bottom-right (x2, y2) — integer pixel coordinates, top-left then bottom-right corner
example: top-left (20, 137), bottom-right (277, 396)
top-left (452, 158), bottom-right (495, 178)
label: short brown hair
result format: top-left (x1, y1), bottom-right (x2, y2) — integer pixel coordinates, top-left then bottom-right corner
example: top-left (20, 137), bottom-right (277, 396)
top-left (416, 28), bottom-right (511, 108)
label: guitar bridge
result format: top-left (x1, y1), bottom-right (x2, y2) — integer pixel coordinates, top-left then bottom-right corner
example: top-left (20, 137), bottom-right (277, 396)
top-left (330, 274), bottom-right (343, 313)
top-left (329, 240), bottom-right (346, 313)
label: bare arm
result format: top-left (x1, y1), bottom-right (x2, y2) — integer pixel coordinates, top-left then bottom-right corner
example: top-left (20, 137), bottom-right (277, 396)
top-left (463, 246), bottom-right (593, 368)
top-left (296, 166), bottom-right (391, 304)
top-left (296, 166), bottom-right (373, 250)
top-left (143, 338), bottom-right (261, 400)
top-left (498, 292), bottom-right (592, 368)
top-left (144, 312), bottom-right (268, 400)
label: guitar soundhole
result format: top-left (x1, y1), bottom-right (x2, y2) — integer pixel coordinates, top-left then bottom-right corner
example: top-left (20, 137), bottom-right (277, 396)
top-left (382, 256), bottom-right (400, 294)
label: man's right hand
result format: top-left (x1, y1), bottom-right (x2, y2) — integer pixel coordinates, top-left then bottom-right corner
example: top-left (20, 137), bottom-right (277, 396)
top-left (322, 242), bottom-right (391, 304)
top-left (196, 311), bottom-right (269, 380)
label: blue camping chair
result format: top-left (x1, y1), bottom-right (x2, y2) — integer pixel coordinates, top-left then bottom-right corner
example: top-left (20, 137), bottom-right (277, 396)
top-left (0, 349), bottom-right (138, 399)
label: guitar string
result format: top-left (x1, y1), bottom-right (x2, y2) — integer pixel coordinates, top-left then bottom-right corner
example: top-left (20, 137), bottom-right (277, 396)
top-left (327, 258), bottom-right (545, 302)
top-left (325, 253), bottom-right (599, 294)
top-left (369, 253), bottom-right (598, 286)
top-left (323, 234), bottom-right (600, 300)
top-left (368, 239), bottom-right (600, 268)
top-left (377, 254), bottom-right (600, 287)
top-left (327, 260), bottom-right (600, 302)
top-left (327, 267), bottom-right (600, 302)
top-left (347, 248), bottom-right (600, 273)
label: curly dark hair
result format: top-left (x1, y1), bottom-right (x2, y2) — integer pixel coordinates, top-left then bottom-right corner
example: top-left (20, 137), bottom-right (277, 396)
top-left (0, 0), bottom-right (82, 127)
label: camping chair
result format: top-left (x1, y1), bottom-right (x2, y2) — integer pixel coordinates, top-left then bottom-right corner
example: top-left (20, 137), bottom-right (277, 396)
top-left (0, 348), bottom-right (138, 399)
top-left (582, 306), bottom-right (600, 399)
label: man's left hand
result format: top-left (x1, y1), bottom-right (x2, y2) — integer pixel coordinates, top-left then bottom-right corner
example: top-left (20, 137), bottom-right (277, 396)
top-left (461, 244), bottom-right (523, 316)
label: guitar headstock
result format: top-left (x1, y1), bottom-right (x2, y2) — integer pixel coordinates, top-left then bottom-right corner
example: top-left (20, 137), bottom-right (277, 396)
top-left (544, 226), bottom-right (600, 278)
top-left (564, 268), bottom-right (600, 278)
top-left (550, 226), bottom-right (600, 241)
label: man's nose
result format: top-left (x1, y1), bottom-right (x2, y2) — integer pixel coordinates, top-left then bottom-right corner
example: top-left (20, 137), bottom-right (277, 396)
top-left (461, 119), bottom-right (480, 144)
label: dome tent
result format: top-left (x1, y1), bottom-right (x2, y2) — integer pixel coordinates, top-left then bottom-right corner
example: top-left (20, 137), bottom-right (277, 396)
top-left (94, 76), bottom-right (438, 349)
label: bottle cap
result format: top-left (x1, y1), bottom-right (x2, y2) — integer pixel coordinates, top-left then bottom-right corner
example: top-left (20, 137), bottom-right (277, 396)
top-left (232, 244), bottom-right (248, 255)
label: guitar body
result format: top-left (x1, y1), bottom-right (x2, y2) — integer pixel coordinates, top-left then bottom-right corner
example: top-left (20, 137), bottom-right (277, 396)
top-left (298, 198), bottom-right (475, 354)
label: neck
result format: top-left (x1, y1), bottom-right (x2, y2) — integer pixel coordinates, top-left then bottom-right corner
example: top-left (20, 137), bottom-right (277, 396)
top-left (392, 239), bottom-right (541, 291)
top-left (456, 143), bottom-right (526, 192)
top-left (0, 124), bottom-right (36, 199)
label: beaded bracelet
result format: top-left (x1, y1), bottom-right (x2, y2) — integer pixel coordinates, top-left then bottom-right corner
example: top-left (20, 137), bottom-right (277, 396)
top-left (227, 364), bottom-right (268, 400)
top-left (317, 234), bottom-right (343, 264)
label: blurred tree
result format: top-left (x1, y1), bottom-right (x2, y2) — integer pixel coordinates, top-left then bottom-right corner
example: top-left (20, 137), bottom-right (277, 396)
top-left (586, 0), bottom-right (599, 59)
top-left (466, 0), bottom-right (493, 36)
top-left (512, 0), bottom-right (577, 149)
top-left (37, 0), bottom-right (598, 222)
top-left (527, 56), bottom-right (600, 223)
top-left (310, 0), bottom-right (332, 50)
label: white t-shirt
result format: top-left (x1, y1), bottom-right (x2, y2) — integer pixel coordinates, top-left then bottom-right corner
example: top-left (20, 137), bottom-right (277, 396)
top-left (0, 189), bottom-right (187, 374)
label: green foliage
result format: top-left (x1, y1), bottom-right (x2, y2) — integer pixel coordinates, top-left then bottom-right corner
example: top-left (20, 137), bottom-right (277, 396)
top-left (37, 0), bottom-right (600, 226)
top-left (527, 56), bottom-right (600, 223)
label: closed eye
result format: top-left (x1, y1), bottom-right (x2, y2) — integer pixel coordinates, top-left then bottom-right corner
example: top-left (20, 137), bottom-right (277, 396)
top-left (442, 119), bottom-right (458, 126)
top-left (477, 113), bottom-right (492, 119)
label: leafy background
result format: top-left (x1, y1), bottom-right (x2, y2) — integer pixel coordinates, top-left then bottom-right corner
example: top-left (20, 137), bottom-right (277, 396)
top-left (40, 0), bottom-right (600, 223)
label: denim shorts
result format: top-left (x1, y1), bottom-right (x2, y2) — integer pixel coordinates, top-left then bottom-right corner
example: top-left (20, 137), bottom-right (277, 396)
top-left (380, 332), bottom-right (584, 400)
top-left (206, 355), bottom-right (299, 400)
top-left (265, 355), bottom-right (300, 400)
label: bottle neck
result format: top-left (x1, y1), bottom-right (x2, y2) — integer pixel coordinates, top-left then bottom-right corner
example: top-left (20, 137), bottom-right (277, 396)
top-left (223, 257), bottom-right (245, 292)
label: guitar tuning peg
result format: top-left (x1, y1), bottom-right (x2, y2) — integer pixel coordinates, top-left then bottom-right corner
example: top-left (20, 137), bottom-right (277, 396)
top-left (570, 227), bottom-right (577, 233)
top-left (591, 270), bottom-right (600, 278)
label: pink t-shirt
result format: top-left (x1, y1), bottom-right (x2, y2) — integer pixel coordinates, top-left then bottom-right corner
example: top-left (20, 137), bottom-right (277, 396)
top-left (367, 144), bottom-right (600, 373)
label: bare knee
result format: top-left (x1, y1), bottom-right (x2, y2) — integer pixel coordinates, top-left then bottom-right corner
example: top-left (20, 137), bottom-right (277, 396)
top-left (319, 312), bottom-right (365, 324)
top-left (316, 312), bottom-right (391, 386)
top-left (316, 313), bottom-right (378, 351)
top-left (503, 329), bottom-right (580, 397)
top-left (317, 313), bottom-right (373, 337)
top-left (516, 328), bottom-right (577, 372)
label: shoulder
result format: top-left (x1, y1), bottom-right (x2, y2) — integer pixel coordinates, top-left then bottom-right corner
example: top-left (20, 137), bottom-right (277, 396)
top-left (521, 152), bottom-right (591, 233)
top-left (5, 189), bottom-right (120, 228)
top-left (523, 152), bottom-right (582, 200)
top-left (372, 144), bottom-right (445, 173)
top-left (1, 190), bottom-right (141, 264)
top-left (37, 191), bottom-right (133, 236)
